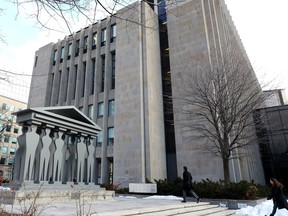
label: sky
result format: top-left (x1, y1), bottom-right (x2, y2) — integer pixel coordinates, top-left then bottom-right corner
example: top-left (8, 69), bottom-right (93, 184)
top-left (0, 0), bottom-right (287, 103)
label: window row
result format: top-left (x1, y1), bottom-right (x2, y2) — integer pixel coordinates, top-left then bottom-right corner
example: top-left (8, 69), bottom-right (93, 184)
top-left (52, 24), bottom-right (116, 65)
top-left (52, 52), bottom-right (116, 105)
top-left (0, 124), bottom-right (19, 133)
top-left (0, 156), bottom-right (14, 165)
top-left (96, 127), bottom-right (114, 146)
top-left (1, 103), bottom-right (23, 112)
top-left (78, 99), bottom-right (114, 120)
top-left (1, 146), bottom-right (16, 155)
top-left (0, 114), bottom-right (14, 122)
top-left (0, 135), bottom-right (18, 144)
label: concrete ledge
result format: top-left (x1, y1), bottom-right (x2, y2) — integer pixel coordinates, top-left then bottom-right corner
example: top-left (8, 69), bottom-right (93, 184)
top-left (129, 183), bottom-right (157, 193)
top-left (201, 198), bottom-right (266, 209)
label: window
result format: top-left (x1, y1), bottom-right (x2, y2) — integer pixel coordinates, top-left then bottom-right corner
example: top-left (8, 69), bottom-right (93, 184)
top-left (83, 36), bottom-right (88, 53)
top-left (110, 24), bottom-right (116, 43)
top-left (108, 100), bottom-right (115, 117)
top-left (4, 135), bottom-right (9, 143)
top-left (34, 56), bottom-right (38, 67)
top-left (111, 52), bottom-right (116, 89)
top-left (101, 55), bottom-right (105, 92)
top-left (79, 106), bottom-right (83, 112)
top-left (18, 107), bottom-right (22, 111)
top-left (90, 58), bottom-right (96, 95)
top-left (10, 147), bottom-right (16, 155)
top-left (53, 50), bottom-right (57, 65)
top-left (8, 158), bottom-right (14, 165)
top-left (0, 158), bottom-right (6, 165)
top-left (1, 146), bottom-right (8, 154)
top-left (0, 114), bottom-right (6, 120)
top-left (64, 68), bottom-right (69, 102)
top-left (0, 124), bottom-right (3, 131)
top-left (60, 46), bottom-right (64, 62)
top-left (92, 32), bottom-right (97, 49)
top-left (68, 43), bottom-right (72, 59)
top-left (14, 127), bottom-right (19, 134)
top-left (97, 131), bottom-right (103, 146)
top-left (82, 62), bottom-right (86, 97)
top-left (2, 103), bottom-right (7, 110)
top-left (101, 28), bottom-right (106, 46)
top-left (75, 40), bottom-right (80, 57)
top-left (88, 105), bottom-right (93, 119)
top-left (9, 106), bottom-right (15, 112)
top-left (6, 125), bottom-right (11, 132)
top-left (12, 137), bottom-right (17, 143)
top-left (97, 102), bottom-right (104, 118)
top-left (108, 127), bottom-right (114, 145)
top-left (73, 65), bottom-right (78, 99)
top-left (57, 70), bottom-right (62, 104)
top-left (8, 115), bottom-right (13, 121)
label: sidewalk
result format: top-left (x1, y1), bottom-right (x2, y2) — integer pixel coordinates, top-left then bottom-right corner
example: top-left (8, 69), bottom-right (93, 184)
top-left (3, 195), bottom-right (224, 216)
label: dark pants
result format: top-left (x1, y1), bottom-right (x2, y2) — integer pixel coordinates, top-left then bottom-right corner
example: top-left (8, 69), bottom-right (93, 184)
top-left (270, 205), bottom-right (288, 216)
top-left (182, 189), bottom-right (199, 201)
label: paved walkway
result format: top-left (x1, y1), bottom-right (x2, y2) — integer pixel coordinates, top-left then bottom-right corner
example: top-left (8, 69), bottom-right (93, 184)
top-left (3, 195), bottom-right (242, 216)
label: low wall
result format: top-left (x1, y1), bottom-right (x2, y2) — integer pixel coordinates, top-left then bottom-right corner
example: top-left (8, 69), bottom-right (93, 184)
top-left (129, 183), bottom-right (157, 193)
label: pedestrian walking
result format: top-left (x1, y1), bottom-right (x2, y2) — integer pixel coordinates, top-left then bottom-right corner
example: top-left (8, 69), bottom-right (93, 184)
top-left (181, 166), bottom-right (200, 203)
top-left (267, 177), bottom-right (288, 216)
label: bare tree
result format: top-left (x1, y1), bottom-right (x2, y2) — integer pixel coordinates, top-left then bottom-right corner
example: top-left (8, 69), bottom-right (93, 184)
top-left (172, 49), bottom-right (271, 184)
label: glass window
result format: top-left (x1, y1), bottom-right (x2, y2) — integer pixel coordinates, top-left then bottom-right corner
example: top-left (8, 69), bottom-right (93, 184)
top-left (88, 105), bottom-right (93, 119)
top-left (18, 107), bottom-right (22, 111)
top-left (2, 103), bottom-right (7, 110)
top-left (84, 36), bottom-right (88, 53)
top-left (0, 158), bottom-right (6, 165)
top-left (8, 115), bottom-right (13, 121)
top-left (111, 52), bottom-right (115, 89)
top-left (75, 40), bottom-right (80, 57)
top-left (101, 28), bottom-right (106, 46)
top-left (101, 55), bottom-right (105, 92)
top-left (1, 146), bottom-right (8, 154)
top-left (4, 135), bottom-right (9, 143)
top-left (14, 127), bottom-right (19, 133)
top-left (8, 158), bottom-right (14, 165)
top-left (53, 50), bottom-right (57, 65)
top-left (108, 127), bottom-right (114, 145)
top-left (60, 46), bottom-right (64, 62)
top-left (10, 147), bottom-right (16, 155)
top-left (6, 125), bottom-right (11, 132)
top-left (12, 137), bottom-right (17, 143)
top-left (0, 114), bottom-right (6, 120)
top-left (108, 100), bottom-right (115, 117)
top-left (9, 105), bottom-right (15, 112)
top-left (0, 124), bottom-right (3, 131)
top-left (68, 43), bottom-right (72, 59)
top-left (97, 102), bottom-right (104, 118)
top-left (110, 24), bottom-right (116, 42)
top-left (92, 32), bottom-right (97, 49)
top-left (91, 58), bottom-right (96, 95)
top-left (97, 131), bottom-right (103, 146)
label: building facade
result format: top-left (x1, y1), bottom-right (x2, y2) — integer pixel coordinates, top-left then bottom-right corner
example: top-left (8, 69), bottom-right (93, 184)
top-left (28, 0), bottom-right (265, 185)
top-left (0, 95), bottom-right (27, 179)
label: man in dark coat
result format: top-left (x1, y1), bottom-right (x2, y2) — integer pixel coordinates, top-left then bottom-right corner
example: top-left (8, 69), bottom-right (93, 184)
top-left (267, 178), bottom-right (288, 216)
top-left (182, 166), bottom-right (200, 203)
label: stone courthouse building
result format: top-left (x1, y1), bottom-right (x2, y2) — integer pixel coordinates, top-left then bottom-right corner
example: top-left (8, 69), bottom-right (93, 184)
top-left (27, 0), bottom-right (265, 186)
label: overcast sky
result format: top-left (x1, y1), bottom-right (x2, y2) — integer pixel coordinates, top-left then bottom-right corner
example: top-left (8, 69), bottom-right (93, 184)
top-left (0, 0), bottom-right (287, 102)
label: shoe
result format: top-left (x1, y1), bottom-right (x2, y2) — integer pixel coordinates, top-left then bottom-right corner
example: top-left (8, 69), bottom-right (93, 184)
top-left (197, 198), bottom-right (200, 203)
top-left (181, 200), bottom-right (186, 203)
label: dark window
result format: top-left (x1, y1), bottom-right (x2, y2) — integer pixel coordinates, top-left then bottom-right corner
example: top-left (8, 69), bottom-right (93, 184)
top-left (91, 58), bottom-right (96, 95)
top-left (101, 28), bottom-right (106, 46)
top-left (2, 103), bottom-right (7, 110)
top-left (57, 70), bottom-right (62, 104)
top-left (82, 62), bottom-right (86, 97)
top-left (111, 52), bottom-right (115, 89)
top-left (64, 68), bottom-right (69, 102)
top-left (101, 55), bottom-right (105, 92)
top-left (14, 127), bottom-right (19, 133)
top-left (108, 127), bottom-right (114, 145)
top-left (83, 36), bottom-right (88, 53)
top-left (34, 56), bottom-right (38, 67)
top-left (75, 40), bottom-right (80, 57)
top-left (4, 135), bottom-right (9, 143)
top-left (6, 125), bottom-right (11, 132)
top-left (73, 65), bottom-right (78, 99)
top-left (0, 158), bottom-right (6, 165)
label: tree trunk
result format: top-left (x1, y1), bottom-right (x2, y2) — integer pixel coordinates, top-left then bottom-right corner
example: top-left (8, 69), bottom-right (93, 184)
top-left (223, 157), bottom-right (230, 184)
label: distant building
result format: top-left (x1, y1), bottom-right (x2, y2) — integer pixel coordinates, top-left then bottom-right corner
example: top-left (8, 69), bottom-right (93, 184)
top-left (0, 95), bottom-right (27, 179)
top-left (264, 89), bottom-right (288, 107)
top-left (28, 0), bottom-right (265, 185)
top-left (254, 105), bottom-right (288, 186)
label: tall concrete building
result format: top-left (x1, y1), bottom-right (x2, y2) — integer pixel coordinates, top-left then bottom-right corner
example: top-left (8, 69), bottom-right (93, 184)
top-left (28, 0), bottom-right (265, 186)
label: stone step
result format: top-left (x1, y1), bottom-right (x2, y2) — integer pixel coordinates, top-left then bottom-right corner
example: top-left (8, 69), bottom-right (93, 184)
top-left (96, 202), bottom-right (237, 216)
